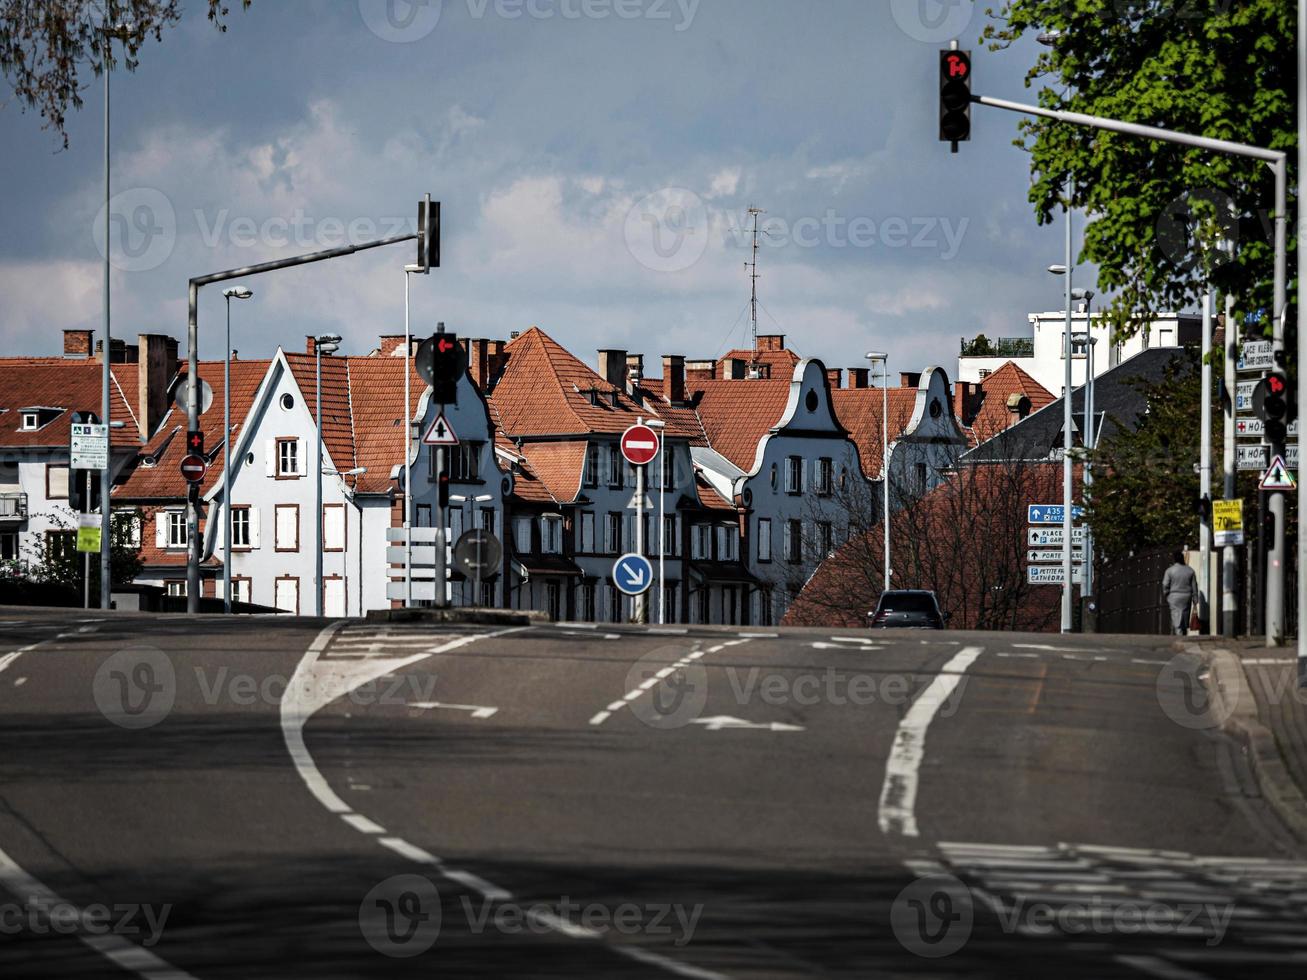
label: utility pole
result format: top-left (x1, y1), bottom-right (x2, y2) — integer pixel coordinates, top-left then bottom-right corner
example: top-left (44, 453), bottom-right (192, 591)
top-left (1200, 288), bottom-right (1213, 634)
top-left (1222, 292), bottom-right (1239, 637)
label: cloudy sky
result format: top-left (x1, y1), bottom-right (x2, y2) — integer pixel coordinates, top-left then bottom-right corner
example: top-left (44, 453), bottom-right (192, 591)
top-left (0, 0), bottom-right (1085, 379)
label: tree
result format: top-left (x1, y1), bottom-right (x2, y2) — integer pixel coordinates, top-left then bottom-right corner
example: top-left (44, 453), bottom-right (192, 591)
top-left (0, 0), bottom-right (250, 148)
top-left (982, 1), bottom-right (1293, 337)
top-left (0, 510), bottom-right (143, 607)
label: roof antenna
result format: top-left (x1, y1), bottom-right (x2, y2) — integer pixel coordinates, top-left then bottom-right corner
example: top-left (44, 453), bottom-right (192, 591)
top-left (745, 206), bottom-right (765, 379)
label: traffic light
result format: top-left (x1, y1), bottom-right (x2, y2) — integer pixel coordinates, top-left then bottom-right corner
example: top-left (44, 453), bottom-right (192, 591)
top-left (939, 49), bottom-right (972, 149)
top-left (438, 471), bottom-right (450, 508)
top-left (1254, 370), bottom-right (1293, 445)
top-left (426, 331), bottom-right (464, 404)
top-left (186, 429), bottom-right (205, 455)
top-left (417, 197), bottom-right (440, 273)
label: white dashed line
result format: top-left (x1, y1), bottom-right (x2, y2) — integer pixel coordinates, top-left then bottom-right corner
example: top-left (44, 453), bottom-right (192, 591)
top-left (1114, 954), bottom-right (1217, 980)
top-left (589, 639), bottom-right (750, 727)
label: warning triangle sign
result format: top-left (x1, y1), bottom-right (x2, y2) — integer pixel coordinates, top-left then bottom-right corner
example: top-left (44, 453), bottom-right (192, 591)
top-left (1260, 454), bottom-right (1296, 490)
top-left (422, 412), bottom-right (459, 446)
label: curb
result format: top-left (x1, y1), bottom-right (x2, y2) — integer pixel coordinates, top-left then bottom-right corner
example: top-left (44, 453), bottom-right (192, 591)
top-left (364, 607), bottom-right (548, 626)
top-left (1193, 643), bottom-right (1307, 844)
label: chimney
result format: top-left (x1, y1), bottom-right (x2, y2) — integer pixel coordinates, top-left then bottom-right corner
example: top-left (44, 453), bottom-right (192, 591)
top-left (378, 335), bottom-right (413, 357)
top-left (465, 339), bottom-right (492, 390)
top-left (625, 354), bottom-right (644, 404)
top-left (137, 334), bottom-right (179, 441)
top-left (597, 349), bottom-right (627, 388)
top-left (662, 355), bottom-right (685, 404)
top-left (757, 334), bottom-right (785, 351)
top-left (900, 371), bottom-right (921, 389)
top-left (728, 358), bottom-right (747, 380)
top-left (848, 367), bottom-right (870, 389)
top-left (63, 329), bottom-right (94, 358)
top-left (486, 340), bottom-right (508, 390)
top-left (95, 338), bottom-right (132, 363)
top-left (953, 381), bottom-right (983, 426)
top-left (825, 368), bottom-right (843, 389)
top-left (306, 336), bottom-right (316, 356)
top-left (686, 359), bottom-right (715, 382)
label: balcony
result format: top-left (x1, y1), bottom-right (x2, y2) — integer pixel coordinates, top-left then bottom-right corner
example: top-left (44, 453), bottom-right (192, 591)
top-left (960, 336), bottom-right (1035, 359)
top-left (0, 492), bottom-right (27, 522)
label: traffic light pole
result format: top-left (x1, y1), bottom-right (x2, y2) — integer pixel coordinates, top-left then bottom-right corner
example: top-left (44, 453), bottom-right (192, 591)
top-left (1223, 292), bottom-right (1239, 638)
top-left (971, 93), bottom-right (1288, 646)
top-left (436, 446), bottom-right (448, 609)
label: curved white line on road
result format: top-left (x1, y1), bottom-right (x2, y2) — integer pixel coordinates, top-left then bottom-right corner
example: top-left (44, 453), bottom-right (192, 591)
top-left (283, 622), bottom-right (727, 979)
top-left (589, 639), bottom-right (749, 727)
top-left (878, 645), bottom-right (984, 838)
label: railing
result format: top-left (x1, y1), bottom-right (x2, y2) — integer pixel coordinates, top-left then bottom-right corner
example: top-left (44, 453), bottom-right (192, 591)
top-left (959, 337), bottom-right (1035, 358)
top-left (0, 492), bottom-right (27, 520)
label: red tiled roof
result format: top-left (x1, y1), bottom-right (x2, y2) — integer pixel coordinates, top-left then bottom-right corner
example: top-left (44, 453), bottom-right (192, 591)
top-left (967, 361), bottom-right (1056, 444)
top-left (0, 358), bottom-right (141, 449)
top-left (689, 378), bottom-right (794, 472)
top-left (345, 354), bottom-right (424, 495)
top-left (830, 387), bottom-right (920, 480)
top-left (693, 472), bottom-right (735, 511)
top-left (516, 441), bottom-right (587, 503)
top-left (286, 353), bottom-right (357, 486)
top-left (716, 347), bottom-right (800, 379)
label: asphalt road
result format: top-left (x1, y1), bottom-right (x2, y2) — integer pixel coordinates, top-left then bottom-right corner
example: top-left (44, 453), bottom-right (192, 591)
top-left (0, 609), bottom-right (1302, 978)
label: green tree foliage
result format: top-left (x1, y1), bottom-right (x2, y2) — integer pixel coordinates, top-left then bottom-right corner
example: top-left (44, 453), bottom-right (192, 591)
top-left (983, 1), bottom-right (1293, 337)
top-left (0, 0), bottom-right (250, 147)
top-left (0, 511), bottom-right (143, 607)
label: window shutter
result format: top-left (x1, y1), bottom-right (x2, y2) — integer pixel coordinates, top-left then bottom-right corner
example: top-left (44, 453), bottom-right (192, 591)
top-left (295, 439), bottom-right (305, 475)
top-left (249, 507), bottom-right (261, 549)
top-left (265, 440), bottom-right (276, 477)
top-left (155, 512), bottom-right (166, 549)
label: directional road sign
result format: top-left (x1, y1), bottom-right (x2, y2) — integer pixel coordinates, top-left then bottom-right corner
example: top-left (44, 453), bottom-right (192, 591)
top-left (1027, 548), bottom-right (1084, 564)
top-left (1238, 444), bottom-right (1300, 471)
top-left (1027, 564), bottom-right (1085, 585)
top-left (180, 454), bottom-right (207, 484)
top-left (1027, 527), bottom-right (1087, 547)
top-left (69, 423), bottom-right (109, 470)
top-left (620, 424), bottom-right (660, 466)
top-left (1027, 504), bottom-right (1085, 525)
top-left (1236, 379), bottom-right (1257, 412)
top-left (1237, 340), bottom-right (1274, 372)
top-left (612, 552), bottom-right (654, 596)
top-left (1235, 416), bottom-right (1299, 438)
top-left (422, 412), bottom-right (459, 446)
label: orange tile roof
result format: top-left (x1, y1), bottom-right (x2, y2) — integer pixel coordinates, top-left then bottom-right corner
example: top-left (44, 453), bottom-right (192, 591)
top-left (716, 347), bottom-right (800, 379)
top-left (344, 354), bottom-right (424, 495)
top-left (689, 378), bottom-right (794, 472)
top-left (515, 441), bottom-right (586, 503)
top-left (693, 472), bottom-right (735, 511)
top-left (967, 361), bottom-right (1055, 443)
top-left (286, 353), bottom-right (357, 485)
top-left (0, 358), bottom-right (140, 449)
top-left (830, 387), bottom-right (921, 480)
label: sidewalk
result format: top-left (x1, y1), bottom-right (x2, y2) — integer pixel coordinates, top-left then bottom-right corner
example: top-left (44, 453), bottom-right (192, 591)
top-left (1201, 639), bottom-right (1307, 843)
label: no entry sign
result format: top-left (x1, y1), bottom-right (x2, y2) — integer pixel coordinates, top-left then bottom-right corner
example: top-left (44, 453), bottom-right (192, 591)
top-left (180, 454), bottom-right (208, 484)
top-left (620, 424), bottom-right (659, 466)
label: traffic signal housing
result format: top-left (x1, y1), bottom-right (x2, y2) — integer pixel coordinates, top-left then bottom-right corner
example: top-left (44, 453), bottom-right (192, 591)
top-left (438, 471), bottom-right (450, 508)
top-left (1254, 370), bottom-right (1293, 445)
top-left (426, 331), bottom-right (465, 404)
top-left (939, 49), bottom-right (972, 150)
top-left (417, 197), bottom-right (440, 273)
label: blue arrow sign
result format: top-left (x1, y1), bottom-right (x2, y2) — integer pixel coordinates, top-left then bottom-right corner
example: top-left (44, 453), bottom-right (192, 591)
top-left (1028, 504), bottom-right (1085, 525)
top-left (613, 553), bottom-right (654, 596)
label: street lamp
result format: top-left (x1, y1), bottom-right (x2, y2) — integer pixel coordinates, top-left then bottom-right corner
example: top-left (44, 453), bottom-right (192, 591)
top-left (645, 419), bottom-right (668, 624)
top-left (1048, 256), bottom-right (1076, 631)
top-left (315, 333), bottom-right (342, 617)
top-left (221, 286), bottom-right (253, 613)
top-left (865, 352), bottom-right (891, 592)
top-left (450, 493), bottom-right (494, 606)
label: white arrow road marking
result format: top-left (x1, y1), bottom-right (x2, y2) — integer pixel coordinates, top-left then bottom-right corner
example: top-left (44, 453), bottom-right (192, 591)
top-left (619, 561), bottom-right (647, 586)
top-left (285, 623), bottom-right (722, 980)
top-left (878, 645), bottom-right (984, 838)
top-left (690, 715), bottom-right (805, 732)
top-left (411, 701), bottom-right (499, 719)
top-left (810, 641), bottom-right (883, 651)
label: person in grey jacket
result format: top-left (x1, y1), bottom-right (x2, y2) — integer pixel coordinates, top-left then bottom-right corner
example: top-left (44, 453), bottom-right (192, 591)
top-left (1162, 551), bottom-right (1198, 635)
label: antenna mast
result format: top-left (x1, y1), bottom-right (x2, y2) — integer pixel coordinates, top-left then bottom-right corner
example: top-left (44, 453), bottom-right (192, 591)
top-left (746, 206), bottom-right (764, 366)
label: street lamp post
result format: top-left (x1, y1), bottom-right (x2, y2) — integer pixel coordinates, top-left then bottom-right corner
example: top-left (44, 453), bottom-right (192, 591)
top-left (221, 286), bottom-right (253, 613)
top-left (1048, 249), bottom-right (1076, 632)
top-left (645, 419), bottom-right (667, 624)
top-left (866, 352), bottom-right (891, 591)
top-left (314, 333), bottom-right (342, 618)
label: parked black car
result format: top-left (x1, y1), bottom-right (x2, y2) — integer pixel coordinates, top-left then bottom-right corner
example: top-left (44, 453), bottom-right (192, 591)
top-left (869, 590), bottom-right (946, 629)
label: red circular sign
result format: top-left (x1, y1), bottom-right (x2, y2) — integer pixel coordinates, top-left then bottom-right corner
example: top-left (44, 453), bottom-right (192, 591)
top-left (620, 424), bottom-right (660, 466)
top-left (180, 453), bottom-right (208, 484)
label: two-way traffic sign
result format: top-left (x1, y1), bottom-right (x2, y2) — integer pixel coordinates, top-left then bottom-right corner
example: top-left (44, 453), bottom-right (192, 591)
top-left (612, 553), bottom-right (654, 596)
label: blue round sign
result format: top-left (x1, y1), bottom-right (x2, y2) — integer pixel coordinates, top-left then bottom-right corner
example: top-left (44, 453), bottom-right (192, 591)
top-left (612, 553), bottom-right (654, 596)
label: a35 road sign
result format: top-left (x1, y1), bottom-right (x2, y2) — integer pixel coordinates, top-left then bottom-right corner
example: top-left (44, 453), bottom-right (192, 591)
top-left (612, 553), bottom-right (653, 596)
top-left (1027, 504), bottom-right (1084, 525)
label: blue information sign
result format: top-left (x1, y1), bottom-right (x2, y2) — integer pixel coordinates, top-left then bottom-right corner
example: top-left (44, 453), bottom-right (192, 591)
top-left (612, 553), bottom-right (654, 596)
top-left (1027, 503), bottom-right (1085, 525)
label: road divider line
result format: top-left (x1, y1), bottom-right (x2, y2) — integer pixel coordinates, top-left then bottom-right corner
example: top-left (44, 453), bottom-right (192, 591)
top-left (589, 639), bottom-right (750, 728)
top-left (878, 645), bottom-right (984, 838)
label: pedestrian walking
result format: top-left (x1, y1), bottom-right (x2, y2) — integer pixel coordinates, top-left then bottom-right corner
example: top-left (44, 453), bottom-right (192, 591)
top-left (1161, 551), bottom-right (1198, 636)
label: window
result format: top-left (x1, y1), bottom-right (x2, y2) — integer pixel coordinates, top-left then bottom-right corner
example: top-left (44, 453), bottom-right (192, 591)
top-left (231, 577), bottom-right (251, 604)
top-left (276, 438), bottom-right (300, 478)
top-left (818, 521), bottom-right (833, 556)
top-left (716, 525), bottom-right (737, 562)
top-left (478, 507), bottom-right (496, 535)
top-left (607, 445), bottom-right (623, 489)
top-left (757, 518), bottom-right (772, 562)
top-left (545, 582), bottom-right (561, 621)
top-left (417, 504), bottom-right (432, 528)
top-left (231, 506), bottom-right (251, 548)
top-left (605, 512), bottom-right (622, 554)
top-left (785, 519), bottom-right (802, 563)
top-left (45, 530), bottom-right (75, 562)
top-left (977, 368), bottom-right (991, 380)
top-left (165, 580), bottom-right (186, 597)
top-left (579, 511), bottom-right (595, 553)
top-left (914, 462), bottom-right (928, 495)
top-left (691, 524), bottom-right (711, 561)
top-left (46, 464), bottom-right (69, 500)
top-left (696, 588), bottom-right (710, 624)
top-left (816, 458), bottom-right (833, 495)
top-left (0, 533), bottom-right (16, 560)
top-left (167, 511), bottom-right (188, 549)
top-left (541, 515), bottom-right (561, 554)
top-left (662, 582), bottom-right (677, 622)
top-left (722, 586), bottom-right (738, 625)
top-left (584, 443), bottom-right (600, 489)
top-left (275, 504), bottom-right (300, 552)
top-left (323, 504), bottom-right (345, 551)
top-left (784, 456), bottom-right (803, 494)
top-left (578, 581), bottom-right (596, 622)
top-left (447, 442), bottom-right (483, 482)
top-left (662, 452), bottom-right (676, 490)
top-left (113, 509), bottom-right (142, 549)
top-left (758, 587), bottom-right (774, 626)
top-left (663, 515), bottom-right (677, 556)
top-left (513, 517), bottom-right (532, 554)
top-left (480, 581), bottom-right (494, 607)
top-left (607, 583), bottom-right (623, 623)
top-left (274, 576), bottom-right (299, 614)
top-left (20, 412), bottom-right (38, 431)
top-left (449, 506), bottom-right (464, 544)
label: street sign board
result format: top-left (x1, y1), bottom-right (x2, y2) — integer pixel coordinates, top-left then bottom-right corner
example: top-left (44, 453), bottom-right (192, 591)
top-left (1027, 504), bottom-right (1084, 525)
top-left (1027, 548), bottom-right (1084, 564)
top-left (1260, 455), bottom-right (1296, 490)
top-left (620, 424), bottom-right (660, 466)
top-left (453, 530), bottom-right (502, 580)
top-left (1238, 444), bottom-right (1300, 470)
top-left (1235, 416), bottom-right (1299, 438)
top-left (1212, 499), bottom-right (1245, 547)
top-left (422, 412), bottom-right (459, 446)
top-left (180, 454), bottom-right (207, 484)
top-left (1027, 527), bottom-right (1087, 546)
top-left (69, 423), bottom-right (109, 470)
top-left (612, 552), bottom-right (654, 596)
top-left (1237, 340), bottom-right (1274, 372)
top-left (1236, 379), bottom-right (1257, 412)
top-left (76, 514), bottom-right (101, 553)
top-left (1027, 564), bottom-right (1084, 585)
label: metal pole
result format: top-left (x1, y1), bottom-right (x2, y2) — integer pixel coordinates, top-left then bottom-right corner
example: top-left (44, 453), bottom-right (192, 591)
top-left (635, 418), bottom-right (646, 624)
top-left (1298, 0), bottom-right (1306, 681)
top-left (404, 270), bottom-right (412, 608)
top-left (1061, 181), bottom-right (1075, 633)
top-left (315, 345), bottom-right (324, 618)
top-left (1223, 291), bottom-right (1239, 637)
top-left (1200, 287), bottom-right (1213, 634)
top-left (436, 446), bottom-right (447, 608)
top-left (1083, 331), bottom-right (1095, 603)
top-left (100, 24), bottom-right (112, 612)
top-left (1266, 157), bottom-right (1288, 645)
top-left (223, 297), bottom-right (232, 614)
top-left (658, 431), bottom-right (665, 625)
top-left (84, 471), bottom-right (92, 610)
top-left (883, 359), bottom-right (890, 589)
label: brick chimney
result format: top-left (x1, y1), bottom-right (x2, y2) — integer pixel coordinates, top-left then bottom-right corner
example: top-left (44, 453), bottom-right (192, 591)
top-left (848, 367), bottom-right (870, 389)
top-left (900, 371), bottom-right (921, 389)
top-left (486, 340), bottom-right (508, 389)
top-left (378, 335), bottom-right (411, 357)
top-left (597, 349), bottom-right (627, 388)
top-left (825, 368), bottom-right (843, 389)
top-left (63, 329), bottom-right (94, 358)
top-left (662, 355), bottom-right (685, 404)
top-left (953, 381), bottom-right (982, 426)
top-left (686, 359), bottom-right (715, 382)
top-left (306, 336), bottom-right (317, 356)
top-left (757, 334), bottom-right (785, 351)
top-left (464, 339), bottom-right (491, 390)
top-left (137, 334), bottom-right (179, 440)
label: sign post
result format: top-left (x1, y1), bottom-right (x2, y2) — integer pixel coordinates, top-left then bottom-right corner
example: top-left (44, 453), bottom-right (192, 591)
top-left (621, 422), bottom-right (659, 624)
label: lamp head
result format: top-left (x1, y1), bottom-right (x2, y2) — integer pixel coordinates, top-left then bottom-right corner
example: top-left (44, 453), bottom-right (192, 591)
top-left (223, 286), bottom-right (253, 300)
top-left (316, 333), bottom-right (343, 356)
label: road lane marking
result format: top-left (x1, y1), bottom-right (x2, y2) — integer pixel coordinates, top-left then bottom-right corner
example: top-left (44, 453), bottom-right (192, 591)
top-left (410, 701), bottom-right (498, 719)
top-left (877, 645), bottom-right (984, 837)
top-left (588, 639), bottom-right (749, 727)
top-left (1110, 957), bottom-right (1214, 980)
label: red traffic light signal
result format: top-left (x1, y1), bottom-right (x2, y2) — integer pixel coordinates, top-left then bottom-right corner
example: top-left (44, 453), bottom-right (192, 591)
top-left (187, 430), bottom-right (205, 454)
top-left (939, 49), bottom-right (972, 148)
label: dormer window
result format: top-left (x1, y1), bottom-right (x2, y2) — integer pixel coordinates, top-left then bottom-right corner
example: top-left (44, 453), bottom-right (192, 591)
top-left (608, 390), bottom-right (620, 407)
top-left (587, 388), bottom-right (601, 406)
top-left (20, 413), bottom-right (38, 431)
